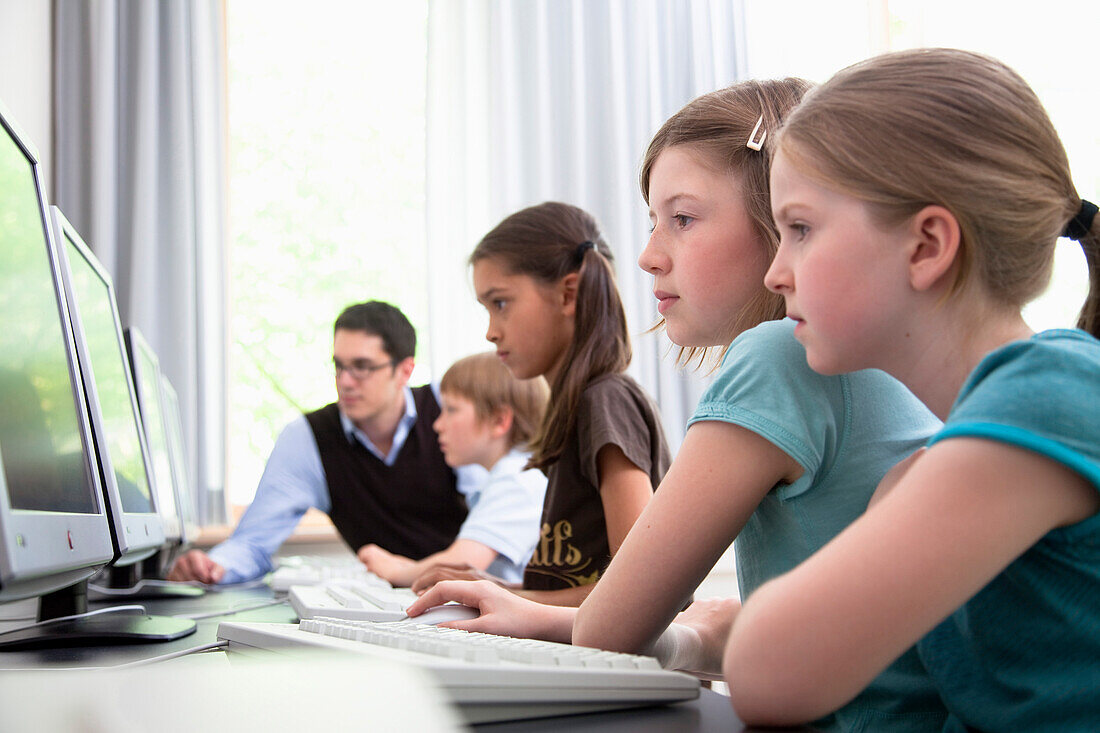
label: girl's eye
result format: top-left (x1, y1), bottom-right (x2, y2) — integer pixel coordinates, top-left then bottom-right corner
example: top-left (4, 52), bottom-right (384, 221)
top-left (493, 299), bottom-right (507, 311)
top-left (674, 214), bottom-right (694, 228)
top-left (787, 223), bottom-right (809, 239)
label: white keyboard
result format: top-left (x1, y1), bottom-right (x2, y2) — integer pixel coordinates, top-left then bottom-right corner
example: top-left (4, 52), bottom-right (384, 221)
top-left (289, 580), bottom-right (418, 621)
top-left (268, 555), bottom-right (390, 592)
top-left (217, 618), bottom-right (700, 724)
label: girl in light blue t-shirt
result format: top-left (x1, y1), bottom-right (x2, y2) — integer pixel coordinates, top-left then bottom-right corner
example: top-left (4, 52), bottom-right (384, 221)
top-left (573, 79), bottom-right (946, 732)
top-left (725, 49), bottom-right (1100, 731)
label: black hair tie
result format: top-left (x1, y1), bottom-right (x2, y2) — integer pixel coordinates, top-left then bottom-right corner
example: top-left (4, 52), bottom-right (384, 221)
top-left (1064, 199), bottom-right (1098, 241)
top-left (575, 240), bottom-right (596, 262)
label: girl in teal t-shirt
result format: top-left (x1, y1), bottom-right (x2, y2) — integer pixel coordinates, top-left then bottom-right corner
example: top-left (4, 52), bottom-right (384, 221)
top-left (725, 48), bottom-right (1100, 731)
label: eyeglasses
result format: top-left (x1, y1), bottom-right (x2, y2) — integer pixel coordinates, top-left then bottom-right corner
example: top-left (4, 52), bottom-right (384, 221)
top-left (333, 357), bottom-right (397, 380)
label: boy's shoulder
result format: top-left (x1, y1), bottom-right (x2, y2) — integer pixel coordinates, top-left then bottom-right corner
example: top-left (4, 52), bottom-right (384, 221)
top-left (490, 449), bottom-right (531, 475)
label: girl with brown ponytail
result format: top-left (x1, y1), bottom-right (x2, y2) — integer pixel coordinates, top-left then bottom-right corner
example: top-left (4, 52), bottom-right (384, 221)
top-left (410, 201), bottom-right (670, 609)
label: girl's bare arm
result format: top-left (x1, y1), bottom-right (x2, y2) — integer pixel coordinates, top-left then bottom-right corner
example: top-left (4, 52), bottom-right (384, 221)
top-left (573, 422), bottom-right (799, 659)
top-left (725, 437), bottom-right (1098, 725)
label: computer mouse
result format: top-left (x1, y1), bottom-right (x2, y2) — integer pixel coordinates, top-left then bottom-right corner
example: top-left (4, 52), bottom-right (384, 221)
top-left (406, 603), bottom-right (480, 625)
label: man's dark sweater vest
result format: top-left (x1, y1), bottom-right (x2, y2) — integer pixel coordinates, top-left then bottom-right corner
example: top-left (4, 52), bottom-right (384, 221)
top-left (304, 386), bottom-right (467, 559)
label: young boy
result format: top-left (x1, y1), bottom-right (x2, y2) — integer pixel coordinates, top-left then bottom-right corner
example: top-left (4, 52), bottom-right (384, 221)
top-left (358, 352), bottom-right (549, 587)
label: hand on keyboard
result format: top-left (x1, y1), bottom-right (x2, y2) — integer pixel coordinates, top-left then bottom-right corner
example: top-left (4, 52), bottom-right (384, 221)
top-left (410, 564), bottom-right (509, 595)
top-left (410, 603), bottom-right (481, 625)
top-left (407, 580), bottom-right (575, 643)
top-left (168, 549), bottom-right (226, 584)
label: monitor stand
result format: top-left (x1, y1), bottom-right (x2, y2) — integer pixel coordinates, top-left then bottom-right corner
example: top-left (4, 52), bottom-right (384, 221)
top-left (87, 554), bottom-right (204, 601)
top-left (0, 579), bottom-right (196, 652)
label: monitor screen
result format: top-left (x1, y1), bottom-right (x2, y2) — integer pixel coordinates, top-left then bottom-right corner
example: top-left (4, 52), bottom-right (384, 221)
top-left (0, 105), bottom-right (114, 602)
top-left (125, 328), bottom-right (182, 542)
top-left (0, 143), bottom-right (97, 515)
top-left (63, 231), bottom-right (156, 515)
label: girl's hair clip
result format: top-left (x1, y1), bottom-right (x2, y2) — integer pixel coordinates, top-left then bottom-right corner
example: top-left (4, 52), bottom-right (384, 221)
top-left (746, 115), bottom-right (766, 151)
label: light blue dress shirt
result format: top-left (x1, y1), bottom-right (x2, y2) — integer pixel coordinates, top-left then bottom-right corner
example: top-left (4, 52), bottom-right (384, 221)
top-left (209, 385), bottom-right (487, 583)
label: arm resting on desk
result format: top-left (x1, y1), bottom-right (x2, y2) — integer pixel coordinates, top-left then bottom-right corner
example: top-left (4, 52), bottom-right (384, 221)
top-left (193, 417), bottom-right (330, 584)
top-left (359, 539), bottom-right (499, 587)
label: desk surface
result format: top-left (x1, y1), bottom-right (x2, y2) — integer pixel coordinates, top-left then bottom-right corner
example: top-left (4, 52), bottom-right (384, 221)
top-left (0, 584), bottom-right (752, 731)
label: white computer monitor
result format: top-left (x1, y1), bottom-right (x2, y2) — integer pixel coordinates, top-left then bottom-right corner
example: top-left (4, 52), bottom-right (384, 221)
top-left (123, 327), bottom-right (183, 545)
top-left (51, 207), bottom-right (165, 566)
top-left (0, 103), bottom-right (115, 604)
top-left (159, 376), bottom-right (200, 547)
top-left (0, 103), bottom-right (194, 650)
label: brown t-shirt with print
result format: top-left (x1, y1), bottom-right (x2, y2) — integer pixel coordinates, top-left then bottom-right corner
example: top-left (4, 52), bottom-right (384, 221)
top-left (523, 373), bottom-right (671, 591)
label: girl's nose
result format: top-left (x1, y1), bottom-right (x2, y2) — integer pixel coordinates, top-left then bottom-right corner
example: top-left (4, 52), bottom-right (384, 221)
top-left (764, 246), bottom-right (792, 294)
top-left (638, 230), bottom-right (668, 274)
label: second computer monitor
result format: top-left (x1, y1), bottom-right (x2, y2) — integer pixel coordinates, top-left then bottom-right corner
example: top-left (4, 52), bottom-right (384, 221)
top-left (51, 207), bottom-right (165, 566)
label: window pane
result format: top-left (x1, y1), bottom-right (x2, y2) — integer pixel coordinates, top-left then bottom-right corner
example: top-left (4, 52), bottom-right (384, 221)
top-left (227, 0), bottom-right (429, 504)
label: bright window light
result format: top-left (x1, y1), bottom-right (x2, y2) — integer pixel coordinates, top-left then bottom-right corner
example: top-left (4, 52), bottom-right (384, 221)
top-left (226, 0), bottom-right (430, 505)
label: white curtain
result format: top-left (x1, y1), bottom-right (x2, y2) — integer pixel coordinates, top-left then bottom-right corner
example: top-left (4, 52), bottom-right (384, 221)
top-left (426, 0), bottom-right (747, 451)
top-left (53, 0), bottom-right (228, 523)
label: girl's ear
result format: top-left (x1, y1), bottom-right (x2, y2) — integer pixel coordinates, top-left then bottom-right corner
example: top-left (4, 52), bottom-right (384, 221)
top-left (559, 272), bottom-right (580, 317)
top-left (907, 205), bottom-right (961, 293)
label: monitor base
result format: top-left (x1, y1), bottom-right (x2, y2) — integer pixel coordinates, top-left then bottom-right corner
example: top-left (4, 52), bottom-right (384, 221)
top-left (88, 579), bottom-right (204, 601)
top-left (0, 612), bottom-right (196, 651)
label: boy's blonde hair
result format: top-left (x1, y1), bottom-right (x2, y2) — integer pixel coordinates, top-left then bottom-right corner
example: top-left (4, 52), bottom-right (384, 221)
top-left (774, 48), bottom-right (1099, 335)
top-left (641, 78), bottom-right (813, 366)
top-left (440, 351), bottom-right (550, 449)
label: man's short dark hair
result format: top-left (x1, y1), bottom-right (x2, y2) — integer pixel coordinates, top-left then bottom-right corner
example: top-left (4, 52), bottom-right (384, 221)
top-left (334, 301), bottom-right (416, 362)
